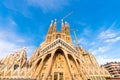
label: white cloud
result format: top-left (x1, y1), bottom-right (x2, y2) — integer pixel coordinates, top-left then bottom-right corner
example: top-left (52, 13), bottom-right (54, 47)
top-left (0, 17), bottom-right (17, 29)
top-left (98, 29), bottom-right (117, 40)
top-left (97, 23), bottom-right (120, 44)
top-left (96, 56), bottom-right (120, 65)
top-left (105, 36), bottom-right (120, 43)
top-left (78, 21), bottom-right (87, 26)
top-left (0, 39), bottom-right (22, 59)
top-left (8, 18), bottom-right (17, 26)
top-left (90, 42), bottom-right (96, 46)
top-left (0, 18), bottom-right (36, 59)
top-left (0, 18), bottom-right (24, 43)
top-left (77, 28), bottom-right (91, 46)
top-left (3, 0), bottom-right (31, 18)
top-left (78, 38), bottom-right (88, 45)
top-left (27, 0), bottom-right (69, 12)
top-left (26, 46), bottom-right (36, 59)
top-left (97, 21), bottom-right (120, 41)
top-left (88, 22), bottom-right (120, 64)
top-left (0, 38), bottom-right (36, 59)
top-left (77, 21), bottom-right (120, 65)
top-left (2, 0), bottom-right (69, 17)
top-left (82, 28), bottom-right (91, 36)
top-left (90, 46), bottom-right (110, 55)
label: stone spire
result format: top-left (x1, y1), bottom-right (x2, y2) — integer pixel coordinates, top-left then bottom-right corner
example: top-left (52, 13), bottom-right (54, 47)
top-left (53, 19), bottom-right (57, 32)
top-left (61, 19), bottom-right (65, 33)
top-left (65, 21), bottom-right (70, 35)
top-left (48, 20), bottom-right (53, 34)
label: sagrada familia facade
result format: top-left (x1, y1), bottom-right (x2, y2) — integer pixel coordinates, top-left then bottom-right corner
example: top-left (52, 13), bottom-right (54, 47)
top-left (0, 20), bottom-right (111, 80)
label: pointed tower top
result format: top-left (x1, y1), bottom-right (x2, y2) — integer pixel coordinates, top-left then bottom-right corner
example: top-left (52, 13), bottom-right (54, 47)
top-left (52, 19), bottom-right (57, 32)
top-left (50, 20), bottom-right (53, 26)
top-left (65, 21), bottom-right (69, 27)
top-left (48, 20), bottom-right (53, 34)
top-left (65, 21), bottom-right (67, 24)
top-left (54, 19), bottom-right (57, 24)
top-left (61, 19), bottom-right (64, 24)
top-left (61, 19), bottom-right (65, 33)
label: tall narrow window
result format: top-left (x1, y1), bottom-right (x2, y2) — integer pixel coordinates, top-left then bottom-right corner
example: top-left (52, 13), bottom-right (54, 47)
top-left (59, 73), bottom-right (63, 80)
top-left (54, 72), bottom-right (58, 80)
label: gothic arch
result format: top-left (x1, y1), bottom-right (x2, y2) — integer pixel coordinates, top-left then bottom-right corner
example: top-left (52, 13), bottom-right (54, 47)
top-left (43, 54), bottom-right (51, 63)
top-left (36, 59), bottom-right (42, 69)
top-left (36, 54), bottom-right (51, 79)
top-left (34, 58), bottom-right (42, 68)
top-left (50, 49), bottom-right (65, 71)
top-left (49, 49), bottom-right (72, 80)
top-left (67, 54), bottom-right (82, 80)
top-left (76, 59), bottom-right (80, 66)
top-left (31, 58), bottom-right (42, 77)
top-left (67, 54), bottom-right (77, 66)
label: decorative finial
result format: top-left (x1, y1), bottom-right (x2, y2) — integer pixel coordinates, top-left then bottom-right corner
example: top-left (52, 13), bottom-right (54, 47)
top-left (61, 19), bottom-right (63, 24)
top-left (54, 19), bottom-right (57, 25)
top-left (23, 47), bottom-right (26, 49)
top-left (55, 19), bottom-right (57, 22)
top-left (65, 21), bottom-right (69, 27)
top-left (61, 19), bottom-right (63, 22)
top-left (65, 21), bottom-right (67, 24)
top-left (50, 20), bottom-right (53, 26)
top-left (51, 20), bottom-right (53, 23)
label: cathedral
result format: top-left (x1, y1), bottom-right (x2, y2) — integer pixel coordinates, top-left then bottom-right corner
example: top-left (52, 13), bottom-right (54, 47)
top-left (0, 19), bottom-right (111, 80)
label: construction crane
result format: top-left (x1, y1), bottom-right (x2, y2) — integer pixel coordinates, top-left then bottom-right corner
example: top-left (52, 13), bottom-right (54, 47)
top-left (72, 29), bottom-right (79, 46)
top-left (72, 29), bottom-right (81, 47)
top-left (58, 11), bottom-right (81, 48)
top-left (57, 11), bottom-right (73, 23)
top-left (62, 11), bottom-right (73, 20)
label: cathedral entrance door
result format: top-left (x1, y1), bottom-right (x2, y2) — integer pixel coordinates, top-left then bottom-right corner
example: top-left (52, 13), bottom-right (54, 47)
top-left (54, 72), bottom-right (63, 80)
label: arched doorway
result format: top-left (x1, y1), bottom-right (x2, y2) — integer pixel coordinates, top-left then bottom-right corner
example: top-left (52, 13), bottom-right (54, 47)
top-left (51, 49), bottom-right (71, 80)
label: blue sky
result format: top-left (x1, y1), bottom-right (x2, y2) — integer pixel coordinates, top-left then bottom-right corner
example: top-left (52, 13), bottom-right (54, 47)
top-left (0, 0), bottom-right (120, 64)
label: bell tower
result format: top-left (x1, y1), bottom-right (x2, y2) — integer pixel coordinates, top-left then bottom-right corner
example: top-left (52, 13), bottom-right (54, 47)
top-left (61, 19), bottom-right (65, 33)
top-left (44, 19), bottom-right (73, 47)
top-left (52, 19), bottom-right (57, 33)
top-left (48, 20), bottom-right (53, 34)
